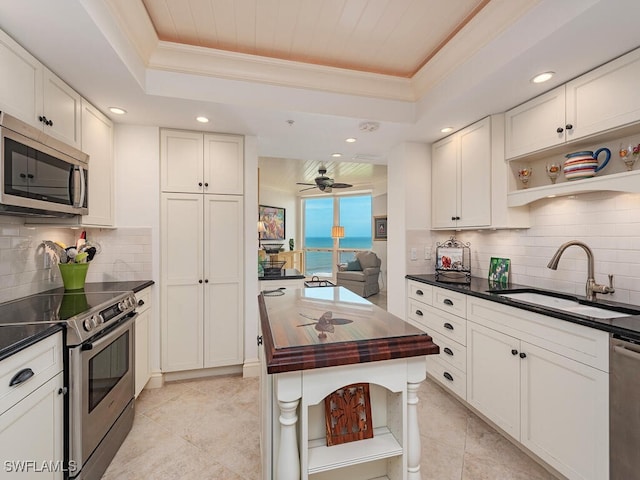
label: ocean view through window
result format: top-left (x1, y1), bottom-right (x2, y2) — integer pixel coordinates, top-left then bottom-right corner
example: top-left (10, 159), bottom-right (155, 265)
top-left (303, 195), bottom-right (372, 276)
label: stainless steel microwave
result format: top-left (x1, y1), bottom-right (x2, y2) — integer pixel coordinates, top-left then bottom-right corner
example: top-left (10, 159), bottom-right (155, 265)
top-left (0, 111), bottom-right (89, 217)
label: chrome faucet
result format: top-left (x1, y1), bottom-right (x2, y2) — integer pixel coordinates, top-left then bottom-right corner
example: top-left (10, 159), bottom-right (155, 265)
top-left (547, 240), bottom-right (614, 302)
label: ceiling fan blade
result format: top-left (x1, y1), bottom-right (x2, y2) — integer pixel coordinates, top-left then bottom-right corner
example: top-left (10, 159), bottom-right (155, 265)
top-left (296, 182), bottom-right (316, 186)
top-left (298, 186), bottom-right (317, 192)
top-left (331, 183), bottom-right (352, 188)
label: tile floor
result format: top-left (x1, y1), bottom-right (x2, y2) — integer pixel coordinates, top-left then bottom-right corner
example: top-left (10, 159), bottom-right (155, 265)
top-left (104, 288), bottom-right (556, 479)
top-left (104, 375), bottom-right (556, 480)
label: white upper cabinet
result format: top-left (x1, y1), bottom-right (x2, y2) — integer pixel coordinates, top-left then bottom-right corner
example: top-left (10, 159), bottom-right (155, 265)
top-left (506, 47), bottom-right (640, 160)
top-left (0, 28), bottom-right (42, 125)
top-left (204, 133), bottom-right (244, 195)
top-left (432, 115), bottom-right (528, 230)
top-left (505, 86), bottom-right (567, 159)
top-left (565, 47), bottom-right (640, 140)
top-left (161, 129), bottom-right (244, 194)
top-left (432, 117), bottom-right (491, 229)
top-left (80, 99), bottom-right (114, 226)
top-left (0, 29), bottom-right (81, 148)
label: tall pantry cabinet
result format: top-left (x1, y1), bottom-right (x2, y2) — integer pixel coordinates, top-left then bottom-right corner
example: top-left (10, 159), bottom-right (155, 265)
top-left (160, 129), bottom-right (244, 373)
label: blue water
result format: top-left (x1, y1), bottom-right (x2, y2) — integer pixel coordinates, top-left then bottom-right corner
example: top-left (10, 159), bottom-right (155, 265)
top-left (304, 236), bottom-right (371, 275)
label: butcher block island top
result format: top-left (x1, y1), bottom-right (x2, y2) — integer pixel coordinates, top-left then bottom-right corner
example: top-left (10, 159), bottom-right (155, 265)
top-left (259, 286), bottom-right (439, 373)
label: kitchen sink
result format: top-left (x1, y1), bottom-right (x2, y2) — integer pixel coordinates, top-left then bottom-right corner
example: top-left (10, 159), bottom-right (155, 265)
top-left (495, 290), bottom-right (634, 319)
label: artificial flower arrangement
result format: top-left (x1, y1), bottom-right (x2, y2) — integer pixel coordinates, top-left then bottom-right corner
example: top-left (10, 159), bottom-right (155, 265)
top-left (42, 231), bottom-right (100, 264)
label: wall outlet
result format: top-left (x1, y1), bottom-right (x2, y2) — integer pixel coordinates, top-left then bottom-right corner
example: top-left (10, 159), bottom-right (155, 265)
top-left (424, 246), bottom-right (432, 260)
top-left (410, 247), bottom-right (417, 261)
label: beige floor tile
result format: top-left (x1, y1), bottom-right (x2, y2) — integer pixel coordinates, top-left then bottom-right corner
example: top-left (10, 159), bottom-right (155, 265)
top-left (105, 373), bottom-right (559, 480)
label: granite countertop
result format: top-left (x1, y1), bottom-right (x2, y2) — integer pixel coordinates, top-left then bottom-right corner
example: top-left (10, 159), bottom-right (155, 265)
top-left (259, 286), bottom-right (438, 373)
top-left (406, 274), bottom-right (640, 341)
top-left (0, 280), bottom-right (154, 361)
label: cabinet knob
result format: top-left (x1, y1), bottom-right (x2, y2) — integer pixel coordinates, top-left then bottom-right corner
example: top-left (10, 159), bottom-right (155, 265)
top-left (204, 279), bottom-right (209, 283)
top-left (556, 127), bottom-right (564, 133)
top-left (443, 322), bottom-right (454, 330)
top-left (443, 372), bottom-right (454, 382)
top-left (444, 347), bottom-right (454, 356)
top-left (39, 115), bottom-right (45, 123)
top-left (199, 279), bottom-right (203, 284)
top-left (415, 309), bottom-right (423, 316)
top-left (138, 299), bottom-right (145, 307)
top-left (565, 124), bottom-right (573, 130)
top-left (511, 349), bottom-right (518, 356)
top-left (47, 119), bottom-right (53, 126)
top-left (204, 182), bottom-right (209, 187)
top-left (198, 182), bottom-right (203, 187)
top-left (519, 352), bottom-right (527, 359)
top-left (456, 216), bottom-right (461, 221)
top-left (451, 216), bottom-right (457, 221)
top-left (416, 289), bottom-right (423, 296)
top-left (58, 387), bottom-right (68, 395)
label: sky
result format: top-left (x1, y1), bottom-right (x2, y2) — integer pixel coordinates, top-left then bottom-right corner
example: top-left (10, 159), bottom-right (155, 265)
top-left (304, 195), bottom-right (372, 237)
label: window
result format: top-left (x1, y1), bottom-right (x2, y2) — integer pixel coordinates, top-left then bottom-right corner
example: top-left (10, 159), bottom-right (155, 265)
top-left (303, 195), bottom-right (372, 276)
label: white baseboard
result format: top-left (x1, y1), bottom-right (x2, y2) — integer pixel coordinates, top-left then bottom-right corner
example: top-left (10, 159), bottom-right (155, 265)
top-left (143, 371), bottom-right (164, 390)
top-left (162, 365), bottom-right (243, 383)
top-left (243, 358), bottom-right (260, 378)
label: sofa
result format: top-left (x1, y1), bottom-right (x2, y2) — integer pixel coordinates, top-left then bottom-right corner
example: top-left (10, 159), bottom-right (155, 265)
top-left (336, 251), bottom-right (381, 298)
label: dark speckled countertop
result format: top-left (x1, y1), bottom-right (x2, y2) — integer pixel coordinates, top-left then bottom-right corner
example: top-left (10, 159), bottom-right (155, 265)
top-left (406, 274), bottom-right (640, 342)
top-left (0, 280), bottom-right (154, 360)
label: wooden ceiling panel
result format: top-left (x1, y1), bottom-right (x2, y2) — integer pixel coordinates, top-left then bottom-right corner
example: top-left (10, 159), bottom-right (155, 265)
top-left (142, 0), bottom-right (490, 77)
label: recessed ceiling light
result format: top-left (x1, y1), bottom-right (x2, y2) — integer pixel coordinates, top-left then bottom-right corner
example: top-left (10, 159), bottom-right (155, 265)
top-left (345, 137), bottom-right (357, 143)
top-left (441, 127), bottom-right (453, 133)
top-left (196, 116), bottom-right (209, 123)
top-left (109, 107), bottom-right (126, 115)
top-left (331, 153), bottom-right (342, 158)
top-left (531, 71), bottom-right (554, 83)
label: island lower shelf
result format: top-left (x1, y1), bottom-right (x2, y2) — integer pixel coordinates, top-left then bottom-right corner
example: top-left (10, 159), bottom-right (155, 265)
top-left (308, 426), bottom-right (402, 474)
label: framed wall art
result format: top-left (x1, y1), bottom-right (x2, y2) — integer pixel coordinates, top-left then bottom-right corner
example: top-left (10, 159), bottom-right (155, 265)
top-left (488, 257), bottom-right (511, 285)
top-left (259, 205), bottom-right (286, 240)
top-left (373, 216), bottom-right (387, 241)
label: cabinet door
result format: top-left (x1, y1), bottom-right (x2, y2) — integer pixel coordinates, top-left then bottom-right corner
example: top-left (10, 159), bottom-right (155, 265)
top-left (566, 47), bottom-right (640, 141)
top-left (160, 130), bottom-right (204, 193)
top-left (161, 194), bottom-right (204, 371)
top-left (135, 305), bottom-right (151, 397)
top-left (204, 134), bottom-right (244, 194)
top-left (0, 29), bottom-right (43, 126)
top-left (466, 322), bottom-right (520, 439)
top-left (520, 341), bottom-right (609, 480)
top-left (0, 372), bottom-right (64, 480)
top-left (42, 69), bottom-right (81, 148)
top-left (458, 117), bottom-right (491, 227)
top-left (204, 195), bottom-right (244, 367)
top-left (431, 134), bottom-right (458, 228)
top-left (81, 100), bottom-right (114, 226)
top-left (505, 86), bottom-right (566, 159)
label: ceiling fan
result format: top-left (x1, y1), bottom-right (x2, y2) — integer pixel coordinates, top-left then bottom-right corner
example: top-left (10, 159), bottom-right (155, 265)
top-left (296, 166), bottom-right (353, 192)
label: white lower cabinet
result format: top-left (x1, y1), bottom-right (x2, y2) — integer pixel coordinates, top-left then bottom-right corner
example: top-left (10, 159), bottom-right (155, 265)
top-left (466, 297), bottom-right (609, 480)
top-left (0, 333), bottom-right (64, 479)
top-left (135, 287), bottom-right (153, 397)
top-left (161, 193), bottom-right (244, 372)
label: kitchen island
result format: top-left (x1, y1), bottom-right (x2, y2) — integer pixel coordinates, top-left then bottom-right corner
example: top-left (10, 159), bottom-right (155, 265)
top-left (259, 286), bottom-right (438, 480)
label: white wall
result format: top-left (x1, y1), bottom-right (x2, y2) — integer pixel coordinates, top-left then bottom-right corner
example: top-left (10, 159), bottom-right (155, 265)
top-left (371, 192), bottom-right (388, 290)
top-left (259, 185), bottom-right (298, 247)
top-left (387, 142), bottom-right (431, 317)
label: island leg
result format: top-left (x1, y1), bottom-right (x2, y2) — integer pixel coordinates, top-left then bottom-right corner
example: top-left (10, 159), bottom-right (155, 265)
top-left (277, 398), bottom-right (300, 480)
top-left (407, 380), bottom-right (422, 480)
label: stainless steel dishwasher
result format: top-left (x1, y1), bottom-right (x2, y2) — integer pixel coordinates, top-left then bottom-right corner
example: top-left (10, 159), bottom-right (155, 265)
top-left (610, 334), bottom-right (640, 480)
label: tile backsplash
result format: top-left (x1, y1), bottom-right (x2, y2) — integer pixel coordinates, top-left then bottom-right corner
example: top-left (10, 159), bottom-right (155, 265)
top-left (409, 191), bottom-right (640, 306)
top-left (0, 218), bottom-right (152, 303)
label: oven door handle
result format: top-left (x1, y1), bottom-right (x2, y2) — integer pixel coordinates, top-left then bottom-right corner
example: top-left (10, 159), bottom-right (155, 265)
top-left (82, 313), bottom-right (137, 351)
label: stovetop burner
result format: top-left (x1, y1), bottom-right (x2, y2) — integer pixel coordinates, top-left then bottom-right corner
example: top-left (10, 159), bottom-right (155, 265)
top-left (0, 289), bottom-right (137, 345)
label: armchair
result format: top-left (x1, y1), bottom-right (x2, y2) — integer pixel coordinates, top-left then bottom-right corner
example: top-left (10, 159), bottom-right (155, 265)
top-left (336, 251), bottom-right (381, 297)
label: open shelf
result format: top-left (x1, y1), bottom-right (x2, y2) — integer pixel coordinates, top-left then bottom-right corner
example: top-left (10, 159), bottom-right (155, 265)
top-left (507, 169), bottom-right (640, 206)
top-left (307, 426), bottom-right (402, 474)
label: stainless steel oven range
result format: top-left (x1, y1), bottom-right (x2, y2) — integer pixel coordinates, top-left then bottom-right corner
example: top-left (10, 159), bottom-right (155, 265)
top-left (65, 290), bottom-right (137, 480)
top-left (0, 288), bottom-right (137, 480)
